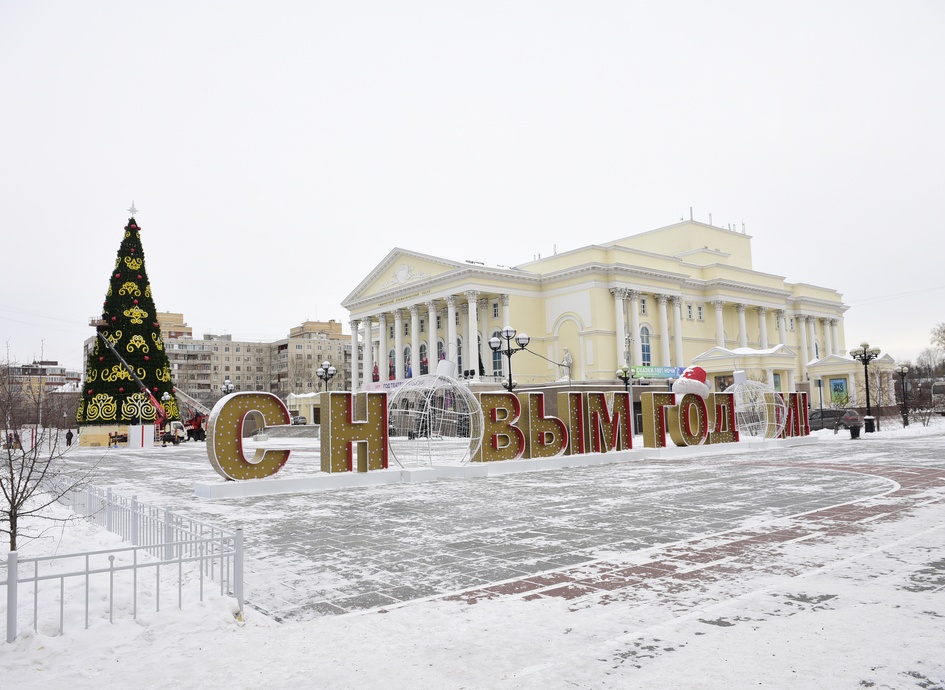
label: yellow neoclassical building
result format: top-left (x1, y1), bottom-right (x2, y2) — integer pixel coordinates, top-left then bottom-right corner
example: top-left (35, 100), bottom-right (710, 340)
top-left (343, 220), bottom-right (888, 408)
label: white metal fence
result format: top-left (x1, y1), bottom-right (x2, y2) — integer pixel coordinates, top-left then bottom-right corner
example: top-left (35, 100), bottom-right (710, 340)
top-left (1, 483), bottom-right (243, 643)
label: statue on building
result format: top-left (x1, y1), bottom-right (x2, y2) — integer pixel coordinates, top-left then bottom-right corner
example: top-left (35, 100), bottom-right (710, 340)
top-left (560, 349), bottom-right (573, 381)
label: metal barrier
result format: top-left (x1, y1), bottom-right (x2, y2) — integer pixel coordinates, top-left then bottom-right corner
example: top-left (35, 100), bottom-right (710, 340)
top-left (2, 483), bottom-right (243, 643)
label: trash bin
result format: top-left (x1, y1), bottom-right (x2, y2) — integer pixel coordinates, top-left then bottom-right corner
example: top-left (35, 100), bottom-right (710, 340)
top-left (864, 416), bottom-right (875, 433)
top-left (849, 425), bottom-right (861, 439)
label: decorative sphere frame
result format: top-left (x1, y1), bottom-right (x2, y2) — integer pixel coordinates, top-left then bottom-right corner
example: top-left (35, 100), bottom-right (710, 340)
top-left (723, 380), bottom-right (788, 439)
top-left (386, 374), bottom-right (484, 467)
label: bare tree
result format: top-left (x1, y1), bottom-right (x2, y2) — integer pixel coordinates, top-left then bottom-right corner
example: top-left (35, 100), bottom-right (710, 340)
top-left (931, 323), bottom-right (945, 351)
top-left (1, 372), bottom-right (93, 551)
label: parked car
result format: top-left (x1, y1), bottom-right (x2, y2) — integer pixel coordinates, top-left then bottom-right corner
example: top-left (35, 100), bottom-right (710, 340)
top-left (809, 408), bottom-right (860, 430)
top-left (291, 416), bottom-right (307, 425)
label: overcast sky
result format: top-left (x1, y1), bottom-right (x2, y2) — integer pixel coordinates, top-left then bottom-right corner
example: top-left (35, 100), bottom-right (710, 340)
top-left (2, 1), bottom-right (943, 373)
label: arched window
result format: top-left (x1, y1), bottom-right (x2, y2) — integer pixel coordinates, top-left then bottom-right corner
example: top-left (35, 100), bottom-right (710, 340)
top-left (640, 326), bottom-right (652, 366)
top-left (419, 343), bottom-right (428, 374)
top-left (387, 348), bottom-right (395, 380)
top-left (457, 337), bottom-right (463, 373)
top-left (404, 346), bottom-right (412, 377)
top-left (437, 340), bottom-right (444, 362)
top-left (491, 330), bottom-right (503, 375)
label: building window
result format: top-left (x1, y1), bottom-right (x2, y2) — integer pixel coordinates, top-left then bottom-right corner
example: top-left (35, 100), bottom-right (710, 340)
top-left (389, 326), bottom-right (394, 339)
top-left (493, 303), bottom-right (499, 319)
top-left (404, 346), bottom-right (412, 377)
top-left (457, 338), bottom-right (463, 372)
top-left (686, 304), bottom-right (693, 320)
top-left (640, 297), bottom-right (648, 316)
top-left (455, 312), bottom-right (460, 326)
top-left (437, 340), bottom-right (444, 362)
top-left (789, 318), bottom-right (795, 331)
top-left (404, 322), bottom-right (409, 336)
top-left (419, 344), bottom-right (428, 373)
top-left (436, 315), bottom-right (441, 330)
top-left (697, 305), bottom-right (704, 320)
top-left (491, 331), bottom-right (503, 375)
top-left (420, 319), bottom-right (425, 334)
top-left (640, 326), bottom-right (652, 366)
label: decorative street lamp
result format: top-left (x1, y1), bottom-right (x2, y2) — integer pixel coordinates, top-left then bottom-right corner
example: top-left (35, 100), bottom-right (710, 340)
top-left (316, 361), bottom-right (337, 392)
top-left (221, 379), bottom-right (235, 396)
top-left (850, 341), bottom-right (881, 432)
top-left (616, 364), bottom-right (631, 393)
top-left (489, 326), bottom-right (530, 392)
top-left (896, 363), bottom-right (909, 427)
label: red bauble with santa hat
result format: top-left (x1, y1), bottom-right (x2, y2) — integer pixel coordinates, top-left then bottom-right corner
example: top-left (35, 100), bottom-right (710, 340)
top-left (672, 365), bottom-right (711, 399)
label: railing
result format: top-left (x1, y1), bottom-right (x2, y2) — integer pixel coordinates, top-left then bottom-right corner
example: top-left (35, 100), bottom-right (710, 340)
top-left (1, 483), bottom-right (243, 643)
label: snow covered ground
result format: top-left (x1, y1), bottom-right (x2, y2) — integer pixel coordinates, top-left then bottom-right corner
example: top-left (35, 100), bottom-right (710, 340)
top-left (2, 419), bottom-right (944, 689)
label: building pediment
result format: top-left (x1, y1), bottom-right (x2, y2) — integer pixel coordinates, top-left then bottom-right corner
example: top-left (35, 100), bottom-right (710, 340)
top-left (342, 249), bottom-right (469, 306)
top-left (692, 344), bottom-right (797, 364)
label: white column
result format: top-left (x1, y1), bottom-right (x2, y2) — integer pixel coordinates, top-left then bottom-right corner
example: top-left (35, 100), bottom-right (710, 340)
top-left (459, 302), bottom-right (469, 374)
top-left (757, 307), bottom-right (769, 349)
top-left (672, 296), bottom-right (684, 366)
top-left (361, 316), bottom-right (373, 387)
top-left (427, 301), bottom-right (438, 372)
top-left (736, 303), bottom-right (748, 348)
top-left (831, 319), bottom-right (840, 355)
top-left (394, 309), bottom-right (404, 380)
top-left (350, 320), bottom-right (360, 391)
top-left (628, 290), bottom-right (642, 366)
top-left (787, 369), bottom-right (796, 392)
top-left (798, 314), bottom-right (809, 377)
top-left (446, 296), bottom-right (458, 369)
top-left (500, 294), bottom-right (510, 328)
top-left (611, 288), bottom-right (627, 368)
top-left (409, 306), bottom-right (420, 377)
top-left (765, 367), bottom-right (775, 388)
top-left (378, 313), bottom-right (389, 381)
top-left (776, 309), bottom-right (787, 345)
top-left (808, 316), bottom-right (817, 360)
top-left (713, 300), bottom-right (726, 347)
top-left (477, 298), bottom-right (488, 377)
top-left (465, 290), bottom-right (479, 380)
top-left (823, 318), bottom-right (833, 357)
top-left (657, 294), bottom-right (670, 366)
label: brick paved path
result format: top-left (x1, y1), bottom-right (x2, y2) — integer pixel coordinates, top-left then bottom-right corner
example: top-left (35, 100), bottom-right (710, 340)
top-left (439, 463), bottom-right (945, 612)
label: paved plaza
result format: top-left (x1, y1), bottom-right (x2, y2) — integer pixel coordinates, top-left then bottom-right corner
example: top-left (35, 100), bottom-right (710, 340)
top-left (70, 428), bottom-right (945, 627)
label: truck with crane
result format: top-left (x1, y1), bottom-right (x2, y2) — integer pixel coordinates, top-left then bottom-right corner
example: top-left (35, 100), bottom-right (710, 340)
top-left (98, 330), bottom-right (197, 446)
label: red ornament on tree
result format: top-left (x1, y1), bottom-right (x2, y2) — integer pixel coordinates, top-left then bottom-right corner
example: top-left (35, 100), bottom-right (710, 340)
top-left (119, 387), bottom-right (124, 393)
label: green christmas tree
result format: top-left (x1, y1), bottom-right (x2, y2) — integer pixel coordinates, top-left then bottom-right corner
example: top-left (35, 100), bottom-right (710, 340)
top-left (77, 212), bottom-right (181, 427)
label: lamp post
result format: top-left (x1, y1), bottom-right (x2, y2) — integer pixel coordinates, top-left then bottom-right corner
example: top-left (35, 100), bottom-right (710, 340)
top-left (489, 326), bottom-right (530, 392)
top-left (221, 379), bottom-right (235, 396)
top-left (850, 341), bottom-right (881, 432)
top-left (316, 361), bottom-right (337, 392)
top-left (896, 363), bottom-right (909, 427)
top-left (616, 364), bottom-right (631, 393)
